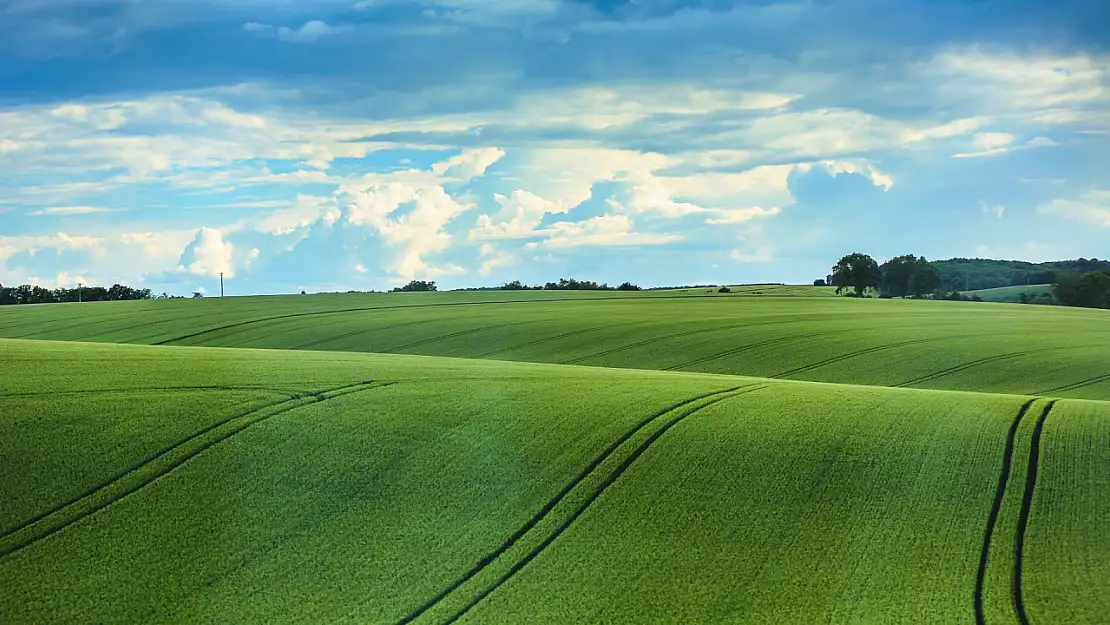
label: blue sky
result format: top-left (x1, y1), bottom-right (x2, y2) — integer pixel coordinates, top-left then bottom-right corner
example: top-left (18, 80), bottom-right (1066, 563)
top-left (1, 0), bottom-right (1107, 295)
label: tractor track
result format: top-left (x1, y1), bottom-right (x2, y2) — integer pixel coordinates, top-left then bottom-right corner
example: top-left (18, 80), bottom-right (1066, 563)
top-left (0, 385), bottom-right (302, 400)
top-left (899, 351), bottom-right (1036, 388)
top-left (291, 317), bottom-right (442, 351)
top-left (663, 332), bottom-right (823, 371)
top-left (974, 398), bottom-right (1037, 625)
top-left (472, 326), bottom-right (603, 359)
top-left (560, 323), bottom-right (751, 365)
top-left (384, 320), bottom-right (538, 354)
top-left (0, 381), bottom-right (391, 560)
top-left (772, 337), bottom-right (944, 379)
top-left (1014, 400), bottom-right (1057, 625)
top-left (396, 384), bottom-right (764, 625)
top-left (1035, 373), bottom-right (1110, 396)
top-left (149, 294), bottom-right (734, 347)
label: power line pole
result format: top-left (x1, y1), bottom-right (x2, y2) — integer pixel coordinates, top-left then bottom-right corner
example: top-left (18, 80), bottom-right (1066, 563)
top-left (77, 282), bottom-right (83, 303)
top-left (220, 272), bottom-right (224, 298)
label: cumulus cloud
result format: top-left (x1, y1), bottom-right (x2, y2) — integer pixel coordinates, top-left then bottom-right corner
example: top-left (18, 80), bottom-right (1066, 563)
top-left (953, 132), bottom-right (1016, 159)
top-left (179, 227), bottom-right (235, 277)
top-left (470, 190), bottom-right (567, 240)
top-left (1037, 188), bottom-right (1110, 228)
top-left (255, 194), bottom-right (340, 235)
top-left (345, 181), bottom-right (474, 279)
top-left (524, 214), bottom-right (681, 250)
top-left (431, 147), bottom-right (506, 181)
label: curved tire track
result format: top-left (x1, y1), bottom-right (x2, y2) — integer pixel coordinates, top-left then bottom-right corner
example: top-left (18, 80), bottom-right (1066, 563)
top-left (663, 332), bottom-right (823, 371)
top-left (974, 398), bottom-right (1036, 625)
top-left (1014, 400), bottom-right (1056, 625)
top-left (151, 294), bottom-right (727, 347)
top-left (473, 326), bottom-right (603, 359)
top-left (397, 384), bottom-right (765, 625)
top-left (772, 337), bottom-right (944, 379)
top-left (0, 381), bottom-right (392, 560)
top-left (899, 351), bottom-right (1036, 388)
top-left (1035, 373), bottom-right (1110, 396)
top-left (0, 385), bottom-right (302, 400)
top-left (384, 320), bottom-right (538, 354)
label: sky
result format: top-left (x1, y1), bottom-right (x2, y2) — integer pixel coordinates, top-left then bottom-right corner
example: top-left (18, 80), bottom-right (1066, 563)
top-left (0, 0), bottom-right (1108, 295)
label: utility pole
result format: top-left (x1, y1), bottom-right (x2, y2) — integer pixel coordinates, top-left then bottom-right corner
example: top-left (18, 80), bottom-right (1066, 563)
top-left (77, 282), bottom-right (83, 303)
top-left (220, 272), bottom-right (224, 298)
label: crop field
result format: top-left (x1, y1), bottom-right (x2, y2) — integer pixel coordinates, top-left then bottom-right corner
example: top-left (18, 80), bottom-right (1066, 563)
top-left (0, 289), bottom-right (1108, 399)
top-left (2, 290), bottom-right (1109, 623)
top-left (965, 285), bottom-right (1055, 303)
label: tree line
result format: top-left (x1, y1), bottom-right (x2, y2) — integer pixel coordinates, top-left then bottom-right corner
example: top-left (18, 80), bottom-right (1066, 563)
top-left (0, 283), bottom-right (171, 306)
top-left (827, 253), bottom-right (1110, 309)
top-left (393, 278), bottom-right (644, 292)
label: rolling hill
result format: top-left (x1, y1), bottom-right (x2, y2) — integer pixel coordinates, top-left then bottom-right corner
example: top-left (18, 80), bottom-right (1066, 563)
top-left (1, 288), bottom-right (1107, 399)
top-left (1, 339), bottom-right (1106, 623)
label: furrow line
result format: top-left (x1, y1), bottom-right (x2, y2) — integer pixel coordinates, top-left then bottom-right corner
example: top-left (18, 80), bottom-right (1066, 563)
top-left (1013, 400), bottom-right (1057, 625)
top-left (440, 386), bottom-right (766, 624)
top-left (291, 318), bottom-right (441, 351)
top-left (473, 326), bottom-right (603, 359)
top-left (0, 381), bottom-right (390, 559)
top-left (0, 385), bottom-right (302, 400)
top-left (900, 351), bottom-right (1034, 388)
top-left (395, 385), bottom-right (759, 625)
top-left (149, 294), bottom-right (727, 347)
top-left (663, 332), bottom-right (823, 371)
top-left (560, 323), bottom-right (751, 365)
top-left (1035, 373), bottom-right (1110, 396)
top-left (384, 320), bottom-right (537, 354)
top-left (398, 385), bottom-right (764, 625)
top-left (773, 337), bottom-right (938, 379)
top-left (974, 398), bottom-right (1037, 625)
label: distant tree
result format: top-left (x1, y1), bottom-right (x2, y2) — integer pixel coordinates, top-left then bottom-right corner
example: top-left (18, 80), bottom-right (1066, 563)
top-left (880, 255), bottom-right (942, 299)
top-left (813, 279), bottom-right (827, 287)
top-left (501, 280), bottom-right (527, 291)
top-left (831, 253), bottom-right (881, 296)
top-left (192, 290), bottom-right (204, 298)
top-left (1019, 292), bottom-right (1030, 305)
top-left (1056, 270), bottom-right (1110, 309)
top-left (391, 280), bottom-right (438, 292)
top-left (718, 286), bottom-right (732, 293)
top-left (617, 282), bottom-right (641, 291)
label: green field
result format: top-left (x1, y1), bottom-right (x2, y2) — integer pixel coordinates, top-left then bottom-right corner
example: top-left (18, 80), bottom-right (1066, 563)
top-left (965, 284), bottom-right (1055, 303)
top-left (2, 290), bottom-right (1108, 622)
top-left (0, 288), bottom-right (1107, 399)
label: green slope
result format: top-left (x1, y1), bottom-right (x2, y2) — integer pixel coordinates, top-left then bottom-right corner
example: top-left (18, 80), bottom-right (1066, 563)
top-left (1, 290), bottom-right (1108, 399)
top-left (1, 339), bottom-right (1106, 622)
top-left (965, 284), bottom-right (1053, 303)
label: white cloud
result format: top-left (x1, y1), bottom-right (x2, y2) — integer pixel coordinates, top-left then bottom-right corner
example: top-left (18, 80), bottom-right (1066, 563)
top-left (477, 243), bottom-right (515, 276)
top-left (470, 190), bottom-right (567, 240)
top-left (179, 227), bottom-right (235, 277)
top-left (345, 181), bottom-right (474, 280)
top-left (27, 205), bottom-right (112, 216)
top-left (979, 200), bottom-right (1005, 218)
top-left (431, 147), bottom-right (506, 181)
top-left (730, 246), bottom-right (774, 263)
top-left (255, 194), bottom-right (340, 235)
top-left (524, 214), bottom-right (681, 250)
top-left (952, 132), bottom-right (1015, 158)
top-left (1037, 188), bottom-right (1110, 228)
top-left (1026, 136), bottom-right (1058, 147)
top-left (245, 21), bottom-right (343, 43)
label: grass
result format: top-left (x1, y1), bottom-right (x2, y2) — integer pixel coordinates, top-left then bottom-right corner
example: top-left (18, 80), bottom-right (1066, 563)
top-left (965, 284), bottom-right (1054, 303)
top-left (1, 289), bottom-right (1108, 399)
top-left (1, 339), bottom-right (1108, 622)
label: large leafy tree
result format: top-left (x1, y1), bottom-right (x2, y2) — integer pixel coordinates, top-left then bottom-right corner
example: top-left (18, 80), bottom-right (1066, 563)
top-left (881, 255), bottom-right (943, 298)
top-left (831, 253), bottom-right (882, 296)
